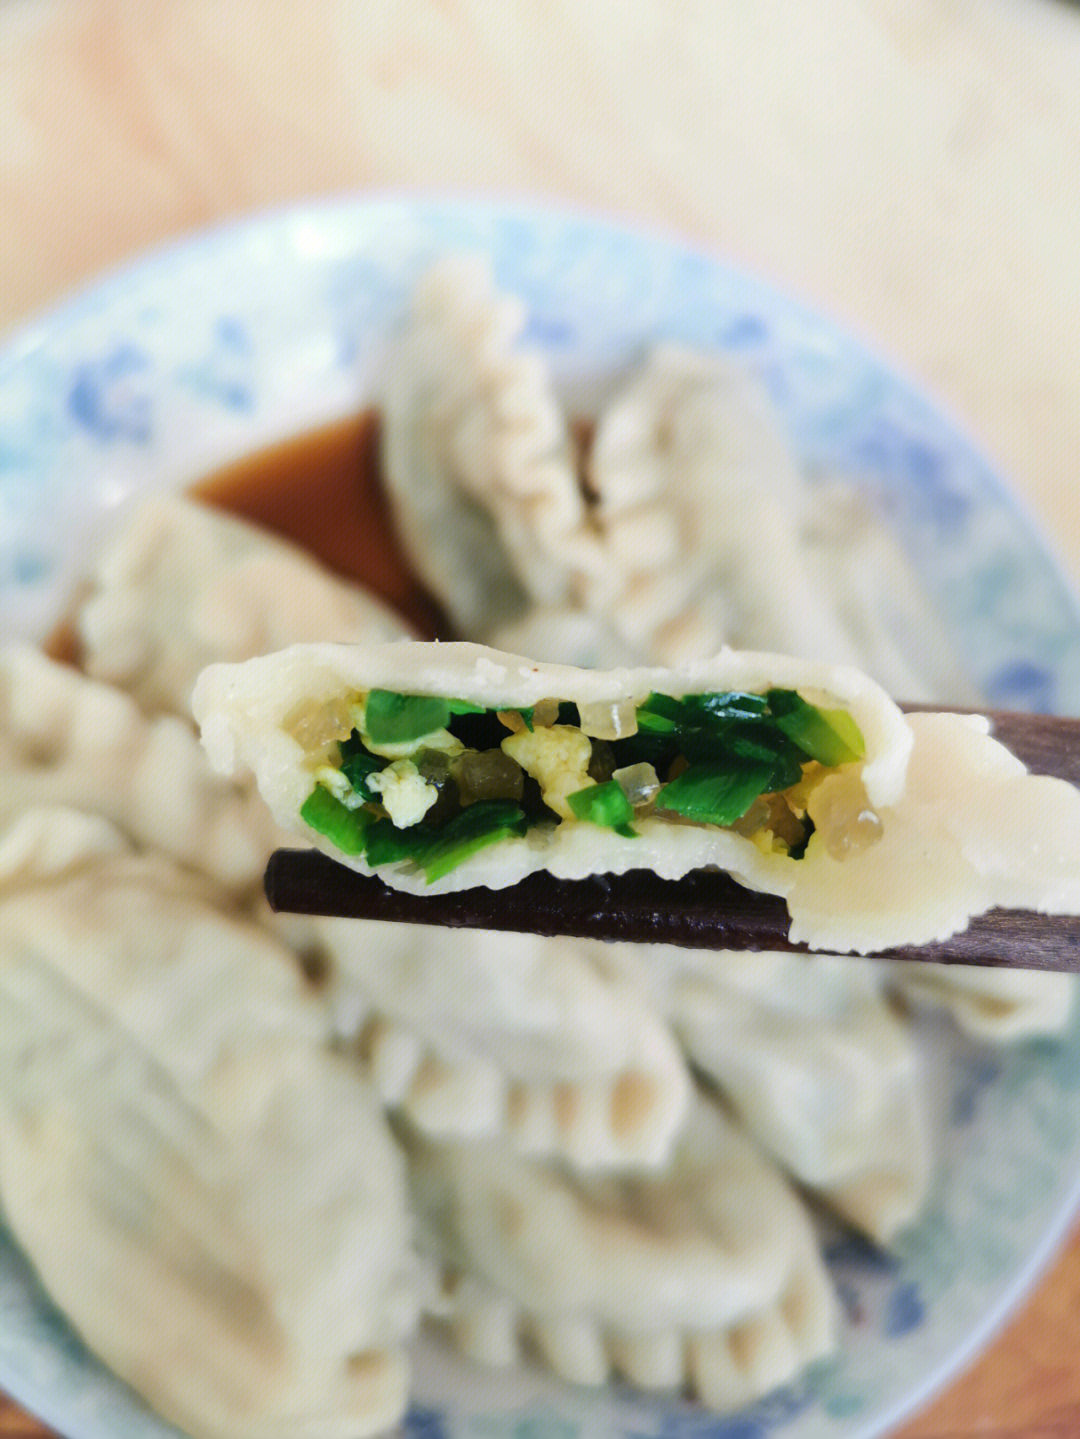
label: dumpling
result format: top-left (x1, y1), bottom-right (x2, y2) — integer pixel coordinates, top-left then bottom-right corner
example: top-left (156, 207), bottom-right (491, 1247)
top-left (193, 640), bottom-right (911, 912)
top-left (583, 344), bottom-right (860, 666)
top-left (78, 494), bottom-right (413, 719)
top-left (652, 948), bottom-right (929, 1242)
top-left (889, 961), bottom-right (1075, 1041)
top-left (0, 808), bottom-right (416, 1439)
top-left (318, 921), bottom-right (691, 1168)
top-left (379, 256), bottom-right (601, 637)
top-left (583, 345), bottom-right (972, 702)
top-left (409, 1092), bottom-right (837, 1411)
top-left (0, 646), bottom-right (281, 893)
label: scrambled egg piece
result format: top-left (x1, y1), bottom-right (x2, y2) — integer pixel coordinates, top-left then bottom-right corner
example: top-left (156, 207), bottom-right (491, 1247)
top-left (502, 724), bottom-right (594, 820)
top-left (366, 760), bottom-right (439, 828)
top-left (312, 764), bottom-right (368, 810)
top-left (361, 726), bottom-right (464, 761)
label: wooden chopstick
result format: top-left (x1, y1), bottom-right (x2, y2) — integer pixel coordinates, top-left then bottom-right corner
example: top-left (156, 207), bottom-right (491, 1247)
top-left (264, 708), bottom-right (1080, 970)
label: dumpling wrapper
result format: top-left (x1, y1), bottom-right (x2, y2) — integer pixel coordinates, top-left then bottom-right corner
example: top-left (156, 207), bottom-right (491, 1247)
top-left (78, 494), bottom-right (413, 719)
top-left (650, 948), bottom-right (929, 1243)
top-left (0, 646), bottom-right (282, 895)
top-left (409, 1092), bottom-right (837, 1410)
top-left (318, 921), bottom-right (691, 1168)
top-left (783, 710), bottom-right (1080, 951)
top-left (0, 808), bottom-right (416, 1439)
top-left (488, 603), bottom-right (641, 670)
top-left (194, 640), bottom-right (910, 920)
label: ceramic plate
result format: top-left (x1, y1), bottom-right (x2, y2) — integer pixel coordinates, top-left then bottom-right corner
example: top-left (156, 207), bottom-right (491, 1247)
top-left (2, 196), bottom-right (1080, 1439)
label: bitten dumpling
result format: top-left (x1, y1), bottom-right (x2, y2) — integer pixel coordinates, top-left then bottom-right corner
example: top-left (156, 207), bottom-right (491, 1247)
top-left (409, 1092), bottom-right (838, 1412)
top-left (196, 640), bottom-right (1080, 951)
top-left (0, 809), bottom-right (417, 1439)
top-left (78, 495), bottom-right (413, 719)
top-left (193, 639), bottom-right (910, 909)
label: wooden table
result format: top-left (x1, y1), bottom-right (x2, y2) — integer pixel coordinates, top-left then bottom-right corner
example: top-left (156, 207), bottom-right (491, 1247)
top-left (3, 3), bottom-right (1080, 1434)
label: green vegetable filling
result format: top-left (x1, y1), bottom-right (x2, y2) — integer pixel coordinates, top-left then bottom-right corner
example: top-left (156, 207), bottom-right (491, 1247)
top-left (655, 759), bottom-right (780, 827)
top-left (300, 686), bottom-right (866, 878)
top-left (365, 801), bottom-right (528, 881)
top-left (567, 780), bottom-right (638, 838)
top-left (299, 786), bottom-right (371, 856)
top-left (363, 690), bottom-right (451, 744)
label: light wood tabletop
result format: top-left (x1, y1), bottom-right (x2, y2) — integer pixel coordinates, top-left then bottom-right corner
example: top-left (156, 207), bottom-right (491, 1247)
top-left (3, 2), bottom-right (1080, 1435)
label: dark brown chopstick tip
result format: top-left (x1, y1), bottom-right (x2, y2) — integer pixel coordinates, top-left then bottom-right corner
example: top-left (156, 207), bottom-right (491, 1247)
top-left (264, 849), bottom-right (1080, 971)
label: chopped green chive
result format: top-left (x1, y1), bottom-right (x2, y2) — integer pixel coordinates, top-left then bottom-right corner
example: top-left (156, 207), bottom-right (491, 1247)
top-left (362, 818), bottom-right (428, 870)
top-left (695, 690), bottom-right (772, 721)
top-left (300, 785), bottom-right (371, 855)
top-left (364, 690), bottom-right (451, 744)
top-left (768, 690), bottom-right (865, 766)
top-left (657, 758), bottom-right (778, 827)
top-left (635, 693), bottom-right (684, 732)
top-left (421, 801), bottom-right (529, 881)
top-left (567, 780), bottom-right (637, 837)
top-left (364, 801), bottom-right (527, 881)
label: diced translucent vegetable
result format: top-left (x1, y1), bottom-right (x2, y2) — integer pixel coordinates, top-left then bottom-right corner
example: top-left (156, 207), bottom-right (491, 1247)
top-left (496, 708), bottom-right (533, 733)
top-left (284, 695), bottom-right (355, 750)
top-left (587, 740), bottom-right (616, 783)
top-left (613, 762), bottom-right (661, 810)
top-left (531, 698), bottom-right (560, 728)
top-left (577, 699), bottom-right (639, 740)
top-left (415, 749), bottom-right (460, 825)
top-left (453, 749), bottom-right (525, 805)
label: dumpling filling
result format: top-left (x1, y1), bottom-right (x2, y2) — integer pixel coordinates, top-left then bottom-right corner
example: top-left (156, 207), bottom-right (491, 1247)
top-left (292, 687), bottom-right (867, 882)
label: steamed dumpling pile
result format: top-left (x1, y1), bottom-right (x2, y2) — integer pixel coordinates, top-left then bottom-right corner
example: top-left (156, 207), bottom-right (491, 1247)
top-left (0, 256), bottom-right (1073, 1439)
